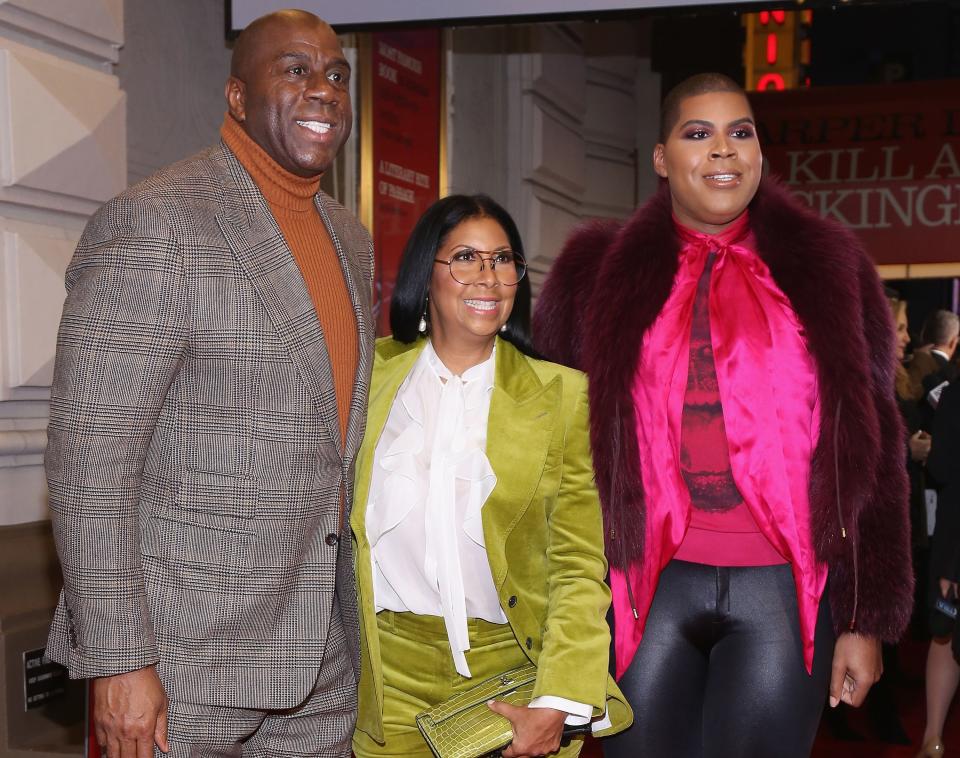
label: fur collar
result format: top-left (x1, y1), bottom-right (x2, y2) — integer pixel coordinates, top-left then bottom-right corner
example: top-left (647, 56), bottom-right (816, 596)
top-left (535, 175), bottom-right (913, 639)
top-left (536, 176), bottom-right (894, 580)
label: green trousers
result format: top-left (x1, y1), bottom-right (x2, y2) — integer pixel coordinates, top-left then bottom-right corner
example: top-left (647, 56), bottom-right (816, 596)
top-left (353, 610), bottom-right (585, 757)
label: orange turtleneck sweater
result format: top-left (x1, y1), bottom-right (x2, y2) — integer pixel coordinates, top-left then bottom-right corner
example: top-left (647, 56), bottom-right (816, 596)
top-left (221, 115), bottom-right (357, 445)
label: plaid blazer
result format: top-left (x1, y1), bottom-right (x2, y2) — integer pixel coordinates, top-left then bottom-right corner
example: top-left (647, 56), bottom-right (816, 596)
top-left (45, 142), bottom-right (374, 709)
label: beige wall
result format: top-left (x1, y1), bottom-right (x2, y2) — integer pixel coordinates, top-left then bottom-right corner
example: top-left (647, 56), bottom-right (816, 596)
top-left (0, 1), bottom-right (227, 752)
top-left (0, 0), bottom-right (124, 748)
top-left (0, 0), bottom-right (125, 525)
top-left (0, 0), bottom-right (229, 528)
top-left (119, 0), bottom-right (230, 185)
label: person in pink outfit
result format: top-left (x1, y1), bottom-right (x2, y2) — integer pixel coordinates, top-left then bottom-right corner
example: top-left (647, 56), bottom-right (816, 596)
top-left (534, 73), bottom-right (914, 757)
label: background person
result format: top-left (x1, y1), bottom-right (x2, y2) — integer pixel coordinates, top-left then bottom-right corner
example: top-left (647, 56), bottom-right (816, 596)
top-left (918, 377), bottom-right (960, 758)
top-left (350, 194), bottom-right (630, 758)
top-left (45, 10), bottom-right (372, 756)
top-left (910, 309), bottom-right (960, 415)
top-left (534, 73), bottom-right (913, 758)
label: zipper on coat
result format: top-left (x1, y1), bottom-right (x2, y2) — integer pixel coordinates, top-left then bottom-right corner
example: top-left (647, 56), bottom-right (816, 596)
top-left (625, 578), bottom-right (639, 619)
top-left (833, 399), bottom-right (859, 631)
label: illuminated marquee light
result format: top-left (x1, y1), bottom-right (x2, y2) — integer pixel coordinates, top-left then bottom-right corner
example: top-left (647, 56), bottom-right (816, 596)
top-left (757, 73), bottom-right (786, 90)
top-left (743, 8), bottom-right (812, 91)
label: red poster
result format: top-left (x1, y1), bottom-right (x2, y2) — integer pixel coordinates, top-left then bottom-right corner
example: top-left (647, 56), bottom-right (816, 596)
top-left (371, 29), bottom-right (442, 334)
top-left (750, 80), bottom-right (960, 266)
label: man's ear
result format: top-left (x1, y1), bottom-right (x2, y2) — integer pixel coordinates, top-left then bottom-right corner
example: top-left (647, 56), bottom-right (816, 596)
top-left (653, 143), bottom-right (668, 178)
top-left (225, 77), bottom-right (246, 122)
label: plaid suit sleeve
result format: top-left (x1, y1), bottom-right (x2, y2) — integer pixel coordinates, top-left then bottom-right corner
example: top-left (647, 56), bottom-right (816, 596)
top-left (47, 194), bottom-right (188, 677)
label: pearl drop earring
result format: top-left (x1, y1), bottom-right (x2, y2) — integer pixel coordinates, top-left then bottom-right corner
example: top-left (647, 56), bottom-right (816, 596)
top-left (418, 295), bottom-right (429, 334)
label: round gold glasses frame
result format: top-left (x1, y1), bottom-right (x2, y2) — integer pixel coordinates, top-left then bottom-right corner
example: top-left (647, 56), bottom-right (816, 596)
top-left (433, 250), bottom-right (527, 286)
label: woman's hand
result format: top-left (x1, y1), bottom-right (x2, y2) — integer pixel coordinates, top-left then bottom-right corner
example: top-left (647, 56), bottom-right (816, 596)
top-left (909, 430), bottom-right (932, 462)
top-left (829, 633), bottom-right (882, 708)
top-left (939, 577), bottom-right (958, 599)
top-left (487, 701), bottom-right (567, 757)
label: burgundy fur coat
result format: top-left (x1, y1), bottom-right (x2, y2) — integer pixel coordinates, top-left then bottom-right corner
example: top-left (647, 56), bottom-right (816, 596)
top-left (533, 177), bottom-right (913, 641)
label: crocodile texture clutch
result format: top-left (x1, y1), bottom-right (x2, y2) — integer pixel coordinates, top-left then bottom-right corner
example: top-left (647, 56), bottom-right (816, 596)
top-left (416, 663), bottom-right (537, 758)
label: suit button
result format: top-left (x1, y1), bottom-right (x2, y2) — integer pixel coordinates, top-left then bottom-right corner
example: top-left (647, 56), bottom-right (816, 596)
top-left (525, 637), bottom-right (533, 650)
top-left (508, 595), bottom-right (518, 608)
top-left (325, 533), bottom-right (339, 546)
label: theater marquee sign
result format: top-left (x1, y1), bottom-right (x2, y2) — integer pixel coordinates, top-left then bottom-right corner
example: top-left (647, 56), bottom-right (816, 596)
top-left (750, 80), bottom-right (960, 273)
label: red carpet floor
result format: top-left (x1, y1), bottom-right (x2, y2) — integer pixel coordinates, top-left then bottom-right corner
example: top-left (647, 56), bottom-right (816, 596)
top-left (581, 635), bottom-right (958, 757)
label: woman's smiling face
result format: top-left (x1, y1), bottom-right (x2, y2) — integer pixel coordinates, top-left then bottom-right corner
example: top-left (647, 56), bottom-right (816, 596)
top-left (428, 216), bottom-right (517, 353)
top-left (653, 90), bottom-right (762, 235)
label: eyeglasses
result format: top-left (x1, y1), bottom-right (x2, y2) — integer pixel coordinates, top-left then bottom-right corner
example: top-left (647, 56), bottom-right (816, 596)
top-left (434, 249), bottom-right (527, 286)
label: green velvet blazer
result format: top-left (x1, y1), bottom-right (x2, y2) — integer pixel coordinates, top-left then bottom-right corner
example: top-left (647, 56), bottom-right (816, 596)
top-left (351, 336), bottom-right (632, 743)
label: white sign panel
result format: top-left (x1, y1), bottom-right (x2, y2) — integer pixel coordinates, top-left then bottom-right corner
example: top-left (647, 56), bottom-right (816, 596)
top-left (230, 0), bottom-right (764, 29)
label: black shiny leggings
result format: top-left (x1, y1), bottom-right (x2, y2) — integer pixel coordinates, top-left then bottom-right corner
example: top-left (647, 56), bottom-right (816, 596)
top-left (603, 560), bottom-right (833, 758)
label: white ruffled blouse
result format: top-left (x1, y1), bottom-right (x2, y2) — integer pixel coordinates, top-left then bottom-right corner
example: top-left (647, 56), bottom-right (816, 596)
top-left (366, 341), bottom-right (505, 678)
top-left (365, 341), bottom-right (595, 725)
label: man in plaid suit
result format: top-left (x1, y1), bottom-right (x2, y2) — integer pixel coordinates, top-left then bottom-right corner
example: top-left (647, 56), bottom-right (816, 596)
top-left (45, 10), bottom-right (373, 756)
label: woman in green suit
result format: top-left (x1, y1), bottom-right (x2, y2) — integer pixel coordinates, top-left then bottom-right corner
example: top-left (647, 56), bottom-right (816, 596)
top-left (351, 195), bottom-right (630, 758)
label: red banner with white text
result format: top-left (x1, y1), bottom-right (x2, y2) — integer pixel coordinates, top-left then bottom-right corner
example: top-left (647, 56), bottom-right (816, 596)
top-left (750, 80), bottom-right (960, 266)
top-left (371, 29), bottom-right (441, 334)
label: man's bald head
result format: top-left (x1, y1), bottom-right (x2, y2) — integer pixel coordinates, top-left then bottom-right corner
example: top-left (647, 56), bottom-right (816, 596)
top-left (231, 10), bottom-right (333, 81)
top-left (225, 9), bottom-right (351, 177)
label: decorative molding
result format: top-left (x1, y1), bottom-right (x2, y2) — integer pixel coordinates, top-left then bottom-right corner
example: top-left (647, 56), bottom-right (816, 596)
top-left (0, 417), bottom-right (46, 467)
top-left (586, 141), bottom-right (635, 163)
top-left (586, 59), bottom-right (637, 89)
top-left (583, 157), bottom-right (636, 219)
top-left (527, 104), bottom-right (586, 200)
top-left (0, 218), bottom-right (77, 401)
top-left (522, 55), bottom-right (585, 129)
top-left (0, 0), bottom-right (122, 63)
top-left (0, 39), bottom-right (126, 210)
top-left (584, 85), bottom-right (638, 155)
top-left (0, 463), bottom-right (47, 523)
top-left (0, 0), bottom-right (123, 530)
top-left (524, 187), bottom-right (581, 298)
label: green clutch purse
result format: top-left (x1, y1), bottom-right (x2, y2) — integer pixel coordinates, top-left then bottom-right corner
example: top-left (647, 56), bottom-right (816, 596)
top-left (415, 662), bottom-right (590, 758)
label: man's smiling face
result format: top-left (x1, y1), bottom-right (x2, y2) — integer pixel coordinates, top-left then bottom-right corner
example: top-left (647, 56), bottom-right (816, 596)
top-left (227, 15), bottom-right (352, 177)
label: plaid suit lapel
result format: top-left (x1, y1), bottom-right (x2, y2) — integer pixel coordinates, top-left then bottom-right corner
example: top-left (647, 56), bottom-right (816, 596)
top-left (214, 146), bottom-right (345, 456)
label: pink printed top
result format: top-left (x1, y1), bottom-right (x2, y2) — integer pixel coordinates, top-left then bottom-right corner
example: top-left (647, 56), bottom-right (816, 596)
top-left (610, 211), bottom-right (828, 678)
top-left (672, 250), bottom-right (786, 567)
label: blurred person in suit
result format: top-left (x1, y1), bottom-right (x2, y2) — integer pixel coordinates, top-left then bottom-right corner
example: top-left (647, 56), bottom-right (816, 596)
top-left (44, 10), bottom-right (372, 757)
top-left (910, 309), bottom-right (959, 414)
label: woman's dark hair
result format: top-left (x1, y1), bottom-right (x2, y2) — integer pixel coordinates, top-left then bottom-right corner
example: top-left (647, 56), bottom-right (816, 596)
top-left (390, 193), bottom-right (539, 358)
